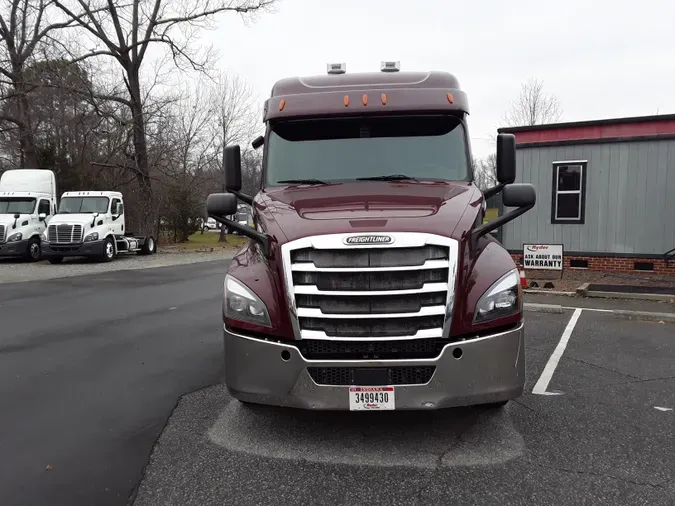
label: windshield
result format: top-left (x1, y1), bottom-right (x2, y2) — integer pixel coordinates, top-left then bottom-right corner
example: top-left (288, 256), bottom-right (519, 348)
top-left (266, 115), bottom-right (470, 185)
top-left (0, 197), bottom-right (36, 214)
top-left (58, 197), bottom-right (109, 214)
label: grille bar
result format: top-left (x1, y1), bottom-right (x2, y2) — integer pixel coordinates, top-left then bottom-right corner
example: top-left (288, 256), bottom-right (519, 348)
top-left (293, 282), bottom-right (448, 296)
top-left (291, 259), bottom-right (449, 272)
top-left (297, 305), bottom-right (446, 319)
top-left (300, 328), bottom-right (443, 341)
top-left (0, 224), bottom-right (5, 243)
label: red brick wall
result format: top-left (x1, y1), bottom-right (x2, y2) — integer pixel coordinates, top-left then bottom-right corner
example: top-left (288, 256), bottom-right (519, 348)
top-left (510, 254), bottom-right (675, 276)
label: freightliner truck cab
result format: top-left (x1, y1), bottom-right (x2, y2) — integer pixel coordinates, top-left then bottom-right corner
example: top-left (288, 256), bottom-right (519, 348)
top-left (0, 169), bottom-right (57, 261)
top-left (206, 62), bottom-right (536, 411)
top-left (42, 191), bottom-right (157, 263)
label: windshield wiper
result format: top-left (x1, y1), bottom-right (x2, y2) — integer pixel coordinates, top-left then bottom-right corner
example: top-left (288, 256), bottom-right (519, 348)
top-left (276, 179), bottom-right (329, 185)
top-left (357, 174), bottom-right (419, 182)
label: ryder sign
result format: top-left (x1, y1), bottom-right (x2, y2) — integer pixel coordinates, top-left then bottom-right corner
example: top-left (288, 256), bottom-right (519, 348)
top-left (523, 244), bottom-right (563, 270)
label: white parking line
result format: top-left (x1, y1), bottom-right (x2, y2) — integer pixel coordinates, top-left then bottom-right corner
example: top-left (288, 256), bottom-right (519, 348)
top-left (532, 308), bottom-right (583, 395)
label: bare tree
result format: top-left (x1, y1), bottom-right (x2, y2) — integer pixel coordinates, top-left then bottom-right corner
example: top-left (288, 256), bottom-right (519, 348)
top-left (474, 78), bottom-right (563, 191)
top-left (0, 0), bottom-right (76, 168)
top-left (502, 77), bottom-right (562, 127)
top-left (52, 0), bottom-right (277, 234)
top-left (209, 71), bottom-right (260, 242)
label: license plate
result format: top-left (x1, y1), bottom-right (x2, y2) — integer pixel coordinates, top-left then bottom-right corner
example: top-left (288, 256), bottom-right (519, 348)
top-left (349, 386), bottom-right (395, 411)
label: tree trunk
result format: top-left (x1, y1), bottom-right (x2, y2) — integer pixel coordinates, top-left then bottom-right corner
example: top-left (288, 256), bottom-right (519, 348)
top-left (13, 73), bottom-right (39, 170)
top-left (219, 225), bottom-right (228, 242)
top-left (128, 66), bottom-right (154, 236)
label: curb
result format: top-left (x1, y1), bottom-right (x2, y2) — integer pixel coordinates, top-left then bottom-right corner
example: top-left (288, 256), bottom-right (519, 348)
top-left (524, 289), bottom-right (577, 296)
top-left (524, 303), bottom-right (563, 314)
top-left (575, 282), bottom-right (675, 303)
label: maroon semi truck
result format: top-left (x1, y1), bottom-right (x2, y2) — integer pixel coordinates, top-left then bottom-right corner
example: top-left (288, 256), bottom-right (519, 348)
top-left (206, 62), bottom-right (536, 411)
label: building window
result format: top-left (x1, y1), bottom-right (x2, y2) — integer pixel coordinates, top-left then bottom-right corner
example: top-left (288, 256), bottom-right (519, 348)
top-left (551, 161), bottom-right (587, 224)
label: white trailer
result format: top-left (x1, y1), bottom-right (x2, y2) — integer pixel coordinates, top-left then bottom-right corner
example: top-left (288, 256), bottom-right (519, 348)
top-left (41, 190), bottom-right (157, 263)
top-left (0, 169), bottom-right (58, 261)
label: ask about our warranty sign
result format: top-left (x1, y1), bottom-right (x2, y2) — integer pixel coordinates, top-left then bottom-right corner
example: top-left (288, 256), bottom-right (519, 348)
top-left (523, 244), bottom-right (564, 270)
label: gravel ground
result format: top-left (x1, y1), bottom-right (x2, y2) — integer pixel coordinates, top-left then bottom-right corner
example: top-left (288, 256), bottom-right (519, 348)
top-left (0, 250), bottom-right (236, 284)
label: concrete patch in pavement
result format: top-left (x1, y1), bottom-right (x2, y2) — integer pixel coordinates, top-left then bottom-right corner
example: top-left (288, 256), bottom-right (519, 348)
top-left (612, 309), bottom-right (675, 323)
top-left (206, 398), bottom-right (524, 469)
top-left (524, 303), bottom-right (564, 314)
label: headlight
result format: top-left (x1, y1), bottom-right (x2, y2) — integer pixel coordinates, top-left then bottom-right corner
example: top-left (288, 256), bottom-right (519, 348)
top-left (7, 232), bottom-right (22, 242)
top-left (84, 232), bottom-right (99, 242)
top-left (225, 275), bottom-right (271, 327)
top-left (474, 268), bottom-right (522, 324)
top-left (42, 231), bottom-right (49, 243)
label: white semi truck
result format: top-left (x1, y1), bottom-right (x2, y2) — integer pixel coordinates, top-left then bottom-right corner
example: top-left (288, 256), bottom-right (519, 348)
top-left (41, 190), bottom-right (157, 263)
top-left (0, 169), bottom-right (58, 261)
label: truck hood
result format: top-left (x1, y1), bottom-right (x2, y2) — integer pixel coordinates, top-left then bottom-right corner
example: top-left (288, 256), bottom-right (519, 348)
top-left (49, 214), bottom-right (98, 226)
top-left (0, 214), bottom-right (30, 227)
top-left (257, 181), bottom-right (482, 244)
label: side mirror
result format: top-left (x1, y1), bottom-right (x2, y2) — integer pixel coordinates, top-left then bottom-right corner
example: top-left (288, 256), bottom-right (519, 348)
top-left (39, 213), bottom-right (47, 221)
top-left (471, 183), bottom-right (536, 247)
top-left (251, 135), bottom-right (264, 150)
top-left (224, 145), bottom-right (242, 192)
top-left (502, 183), bottom-right (536, 208)
top-left (206, 193), bottom-right (238, 217)
top-left (13, 213), bottom-right (20, 219)
top-left (496, 133), bottom-right (516, 185)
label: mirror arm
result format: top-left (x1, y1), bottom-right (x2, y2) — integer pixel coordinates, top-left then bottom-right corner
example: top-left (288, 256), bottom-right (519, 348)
top-left (208, 213), bottom-right (269, 256)
top-left (232, 191), bottom-right (253, 206)
top-left (482, 183), bottom-right (505, 199)
top-left (470, 203), bottom-right (534, 249)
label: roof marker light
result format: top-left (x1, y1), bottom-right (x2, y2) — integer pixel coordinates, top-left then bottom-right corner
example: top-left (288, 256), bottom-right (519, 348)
top-left (279, 99), bottom-right (286, 111)
top-left (381, 93), bottom-right (387, 105)
top-left (343, 95), bottom-right (350, 107)
top-left (362, 94), bottom-right (368, 106)
top-left (380, 61), bottom-right (400, 72)
top-left (327, 62), bottom-right (346, 75)
top-left (446, 92), bottom-right (454, 104)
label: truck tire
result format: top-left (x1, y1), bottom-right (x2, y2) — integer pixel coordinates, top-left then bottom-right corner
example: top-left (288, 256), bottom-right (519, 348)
top-left (100, 237), bottom-right (115, 262)
top-left (48, 256), bottom-right (64, 264)
top-left (26, 237), bottom-right (42, 262)
top-left (139, 236), bottom-right (156, 255)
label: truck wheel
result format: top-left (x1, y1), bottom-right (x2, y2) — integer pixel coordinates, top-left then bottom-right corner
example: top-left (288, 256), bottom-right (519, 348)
top-left (139, 236), bottom-right (156, 255)
top-left (101, 237), bottom-right (115, 262)
top-left (48, 256), bottom-right (64, 264)
top-left (26, 237), bottom-right (42, 262)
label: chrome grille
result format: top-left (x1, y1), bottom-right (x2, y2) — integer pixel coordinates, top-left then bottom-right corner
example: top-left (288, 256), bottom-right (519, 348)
top-left (0, 224), bottom-right (5, 243)
top-left (281, 233), bottom-right (458, 341)
top-left (48, 224), bottom-right (83, 244)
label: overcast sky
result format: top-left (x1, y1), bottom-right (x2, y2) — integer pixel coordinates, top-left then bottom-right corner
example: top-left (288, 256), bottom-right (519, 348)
top-left (201, 0), bottom-right (675, 159)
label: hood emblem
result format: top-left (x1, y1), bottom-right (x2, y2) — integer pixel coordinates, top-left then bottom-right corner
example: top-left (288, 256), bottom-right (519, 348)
top-left (343, 235), bottom-right (394, 245)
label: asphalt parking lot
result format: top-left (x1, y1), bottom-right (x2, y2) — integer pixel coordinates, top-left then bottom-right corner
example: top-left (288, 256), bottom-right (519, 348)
top-left (1, 260), bottom-right (674, 506)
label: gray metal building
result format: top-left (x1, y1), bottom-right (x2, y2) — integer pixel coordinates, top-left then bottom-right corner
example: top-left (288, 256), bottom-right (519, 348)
top-left (496, 114), bottom-right (675, 274)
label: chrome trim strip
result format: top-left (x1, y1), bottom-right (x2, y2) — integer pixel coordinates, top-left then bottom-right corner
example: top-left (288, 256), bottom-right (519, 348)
top-left (224, 321), bottom-right (524, 363)
top-left (291, 259), bottom-right (449, 272)
top-left (297, 305), bottom-right (446, 319)
top-left (293, 282), bottom-right (449, 296)
top-left (300, 328), bottom-right (443, 341)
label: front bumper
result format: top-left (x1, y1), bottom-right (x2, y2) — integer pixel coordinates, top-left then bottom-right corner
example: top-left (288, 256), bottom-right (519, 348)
top-left (42, 239), bottom-right (106, 258)
top-left (0, 239), bottom-right (30, 258)
top-left (223, 322), bottom-right (525, 410)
